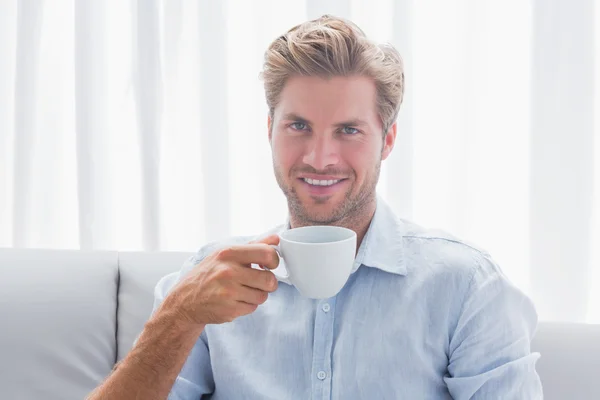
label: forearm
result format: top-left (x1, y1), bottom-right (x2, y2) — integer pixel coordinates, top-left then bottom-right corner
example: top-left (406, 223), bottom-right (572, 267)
top-left (88, 302), bottom-right (205, 400)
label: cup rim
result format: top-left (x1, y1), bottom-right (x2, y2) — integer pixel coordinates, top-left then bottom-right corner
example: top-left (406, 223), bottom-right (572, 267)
top-left (280, 225), bottom-right (356, 245)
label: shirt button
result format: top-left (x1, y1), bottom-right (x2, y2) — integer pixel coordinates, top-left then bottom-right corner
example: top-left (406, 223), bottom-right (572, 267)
top-left (317, 371), bottom-right (327, 380)
top-left (322, 303), bottom-right (331, 312)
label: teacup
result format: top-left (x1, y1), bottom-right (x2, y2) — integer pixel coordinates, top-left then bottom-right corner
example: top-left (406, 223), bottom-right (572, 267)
top-left (270, 225), bottom-right (357, 299)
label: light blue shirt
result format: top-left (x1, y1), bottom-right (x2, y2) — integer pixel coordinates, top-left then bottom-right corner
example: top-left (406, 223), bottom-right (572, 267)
top-left (153, 198), bottom-right (543, 399)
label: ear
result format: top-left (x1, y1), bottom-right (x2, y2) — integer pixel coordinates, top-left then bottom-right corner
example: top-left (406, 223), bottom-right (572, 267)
top-left (268, 114), bottom-right (273, 142)
top-left (381, 122), bottom-right (397, 160)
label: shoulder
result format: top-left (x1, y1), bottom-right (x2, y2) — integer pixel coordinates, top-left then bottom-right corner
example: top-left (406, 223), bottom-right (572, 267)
top-left (402, 219), bottom-right (490, 257)
top-left (397, 220), bottom-right (531, 325)
top-left (399, 219), bottom-right (502, 286)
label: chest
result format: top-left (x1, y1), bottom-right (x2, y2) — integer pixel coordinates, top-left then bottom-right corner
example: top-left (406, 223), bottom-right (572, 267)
top-left (206, 273), bottom-right (454, 399)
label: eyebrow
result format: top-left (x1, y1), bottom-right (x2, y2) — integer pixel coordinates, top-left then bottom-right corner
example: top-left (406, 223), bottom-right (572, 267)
top-left (282, 113), bottom-right (311, 123)
top-left (281, 113), bottom-right (368, 127)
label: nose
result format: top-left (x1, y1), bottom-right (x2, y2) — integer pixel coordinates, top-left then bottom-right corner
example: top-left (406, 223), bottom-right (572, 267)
top-left (302, 134), bottom-right (340, 170)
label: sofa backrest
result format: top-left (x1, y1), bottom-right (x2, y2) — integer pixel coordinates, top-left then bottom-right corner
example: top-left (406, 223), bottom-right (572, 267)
top-left (116, 251), bottom-right (191, 361)
top-left (531, 321), bottom-right (600, 399)
top-left (0, 248), bottom-right (119, 400)
top-left (0, 248), bottom-right (191, 400)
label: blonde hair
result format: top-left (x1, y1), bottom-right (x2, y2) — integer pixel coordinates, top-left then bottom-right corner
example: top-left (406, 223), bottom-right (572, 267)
top-left (260, 15), bottom-right (405, 133)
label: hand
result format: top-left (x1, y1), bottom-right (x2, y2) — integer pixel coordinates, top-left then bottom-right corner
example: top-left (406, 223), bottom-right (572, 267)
top-left (161, 235), bottom-right (281, 327)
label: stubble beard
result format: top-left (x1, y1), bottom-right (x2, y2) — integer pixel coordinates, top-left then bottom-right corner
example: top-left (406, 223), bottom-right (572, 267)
top-left (274, 161), bottom-right (381, 228)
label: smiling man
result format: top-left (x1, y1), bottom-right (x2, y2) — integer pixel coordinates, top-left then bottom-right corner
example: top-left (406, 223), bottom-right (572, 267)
top-left (89, 15), bottom-right (543, 400)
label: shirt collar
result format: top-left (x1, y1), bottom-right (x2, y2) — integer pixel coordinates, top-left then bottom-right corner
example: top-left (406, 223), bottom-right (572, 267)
top-left (351, 196), bottom-right (407, 276)
top-left (277, 196), bottom-right (407, 277)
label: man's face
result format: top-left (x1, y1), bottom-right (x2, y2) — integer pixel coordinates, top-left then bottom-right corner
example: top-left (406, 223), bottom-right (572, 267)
top-left (269, 75), bottom-right (396, 226)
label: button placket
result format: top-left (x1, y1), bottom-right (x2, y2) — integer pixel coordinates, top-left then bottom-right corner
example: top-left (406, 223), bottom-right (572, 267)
top-left (311, 298), bottom-right (337, 399)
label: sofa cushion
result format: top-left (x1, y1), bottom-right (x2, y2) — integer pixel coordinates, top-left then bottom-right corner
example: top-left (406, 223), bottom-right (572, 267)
top-left (116, 251), bottom-right (192, 361)
top-left (531, 322), bottom-right (600, 399)
top-left (0, 248), bottom-right (118, 400)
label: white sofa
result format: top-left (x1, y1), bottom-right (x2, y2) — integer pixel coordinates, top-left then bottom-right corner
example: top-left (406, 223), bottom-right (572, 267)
top-left (0, 248), bottom-right (598, 399)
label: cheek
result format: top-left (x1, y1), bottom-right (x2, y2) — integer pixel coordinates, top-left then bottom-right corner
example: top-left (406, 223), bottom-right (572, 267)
top-left (342, 142), bottom-right (379, 178)
top-left (273, 136), bottom-right (302, 169)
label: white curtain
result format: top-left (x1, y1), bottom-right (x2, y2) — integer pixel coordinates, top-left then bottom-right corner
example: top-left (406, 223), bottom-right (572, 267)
top-left (0, 0), bottom-right (598, 324)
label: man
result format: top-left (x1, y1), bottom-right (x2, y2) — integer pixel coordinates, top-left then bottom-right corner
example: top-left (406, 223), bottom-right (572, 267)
top-left (89, 15), bottom-right (542, 399)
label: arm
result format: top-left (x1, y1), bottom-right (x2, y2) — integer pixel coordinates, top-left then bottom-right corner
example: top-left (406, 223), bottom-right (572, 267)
top-left (443, 255), bottom-right (543, 399)
top-left (87, 236), bottom-right (280, 400)
top-left (87, 295), bottom-right (206, 400)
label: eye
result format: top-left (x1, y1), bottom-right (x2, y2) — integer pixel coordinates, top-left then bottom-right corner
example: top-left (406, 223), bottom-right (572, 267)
top-left (341, 126), bottom-right (359, 135)
top-left (290, 122), bottom-right (309, 131)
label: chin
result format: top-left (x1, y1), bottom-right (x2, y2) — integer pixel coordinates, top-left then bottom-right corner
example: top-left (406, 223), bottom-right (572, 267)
top-left (285, 183), bottom-right (356, 224)
top-left (301, 213), bottom-right (339, 225)
top-left (298, 201), bottom-right (346, 225)
top-left (300, 194), bottom-right (339, 209)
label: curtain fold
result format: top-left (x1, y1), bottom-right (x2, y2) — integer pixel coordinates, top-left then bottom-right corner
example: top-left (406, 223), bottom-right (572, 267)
top-left (387, 0), bottom-right (414, 220)
top-left (74, 0), bottom-right (108, 250)
top-left (530, 0), bottom-right (596, 322)
top-left (0, 0), bottom-right (598, 323)
top-left (198, 0), bottom-right (231, 241)
top-left (134, 0), bottom-right (163, 251)
top-left (12, 0), bottom-right (44, 248)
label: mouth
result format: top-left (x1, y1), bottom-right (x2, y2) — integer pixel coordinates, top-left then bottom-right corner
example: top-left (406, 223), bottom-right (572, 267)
top-left (297, 177), bottom-right (348, 197)
top-left (300, 177), bottom-right (345, 186)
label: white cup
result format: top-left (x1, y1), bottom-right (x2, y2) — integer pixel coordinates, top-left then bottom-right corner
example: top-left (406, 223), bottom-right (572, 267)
top-left (270, 225), bottom-right (357, 299)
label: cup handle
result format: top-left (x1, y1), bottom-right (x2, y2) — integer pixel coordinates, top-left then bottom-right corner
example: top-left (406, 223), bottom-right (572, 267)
top-left (261, 244), bottom-right (289, 279)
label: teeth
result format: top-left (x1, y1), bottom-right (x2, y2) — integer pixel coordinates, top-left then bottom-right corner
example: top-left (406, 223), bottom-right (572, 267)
top-left (303, 178), bottom-right (341, 186)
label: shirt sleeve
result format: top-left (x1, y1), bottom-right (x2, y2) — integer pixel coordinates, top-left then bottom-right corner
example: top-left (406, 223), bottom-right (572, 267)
top-left (151, 253), bottom-right (216, 400)
top-left (443, 254), bottom-right (543, 399)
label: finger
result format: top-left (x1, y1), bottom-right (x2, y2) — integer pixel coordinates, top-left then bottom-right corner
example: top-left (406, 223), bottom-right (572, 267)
top-left (234, 285), bottom-right (269, 305)
top-left (257, 235), bottom-right (280, 269)
top-left (216, 243), bottom-right (279, 270)
top-left (250, 234), bottom-right (280, 246)
top-left (235, 266), bottom-right (278, 292)
top-left (248, 235), bottom-right (281, 270)
top-left (234, 302), bottom-right (259, 318)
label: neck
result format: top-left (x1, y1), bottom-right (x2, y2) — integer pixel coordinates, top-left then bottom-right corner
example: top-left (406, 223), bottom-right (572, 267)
top-left (289, 196), bottom-right (377, 252)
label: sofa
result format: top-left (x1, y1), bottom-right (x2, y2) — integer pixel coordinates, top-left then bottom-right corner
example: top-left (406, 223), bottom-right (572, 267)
top-left (0, 248), bottom-right (598, 399)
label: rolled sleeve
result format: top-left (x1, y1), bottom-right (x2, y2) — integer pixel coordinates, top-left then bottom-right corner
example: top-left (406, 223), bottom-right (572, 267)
top-left (444, 256), bottom-right (543, 399)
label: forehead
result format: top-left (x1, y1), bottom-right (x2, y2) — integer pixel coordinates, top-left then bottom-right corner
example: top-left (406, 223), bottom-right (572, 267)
top-left (274, 75), bottom-right (380, 126)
